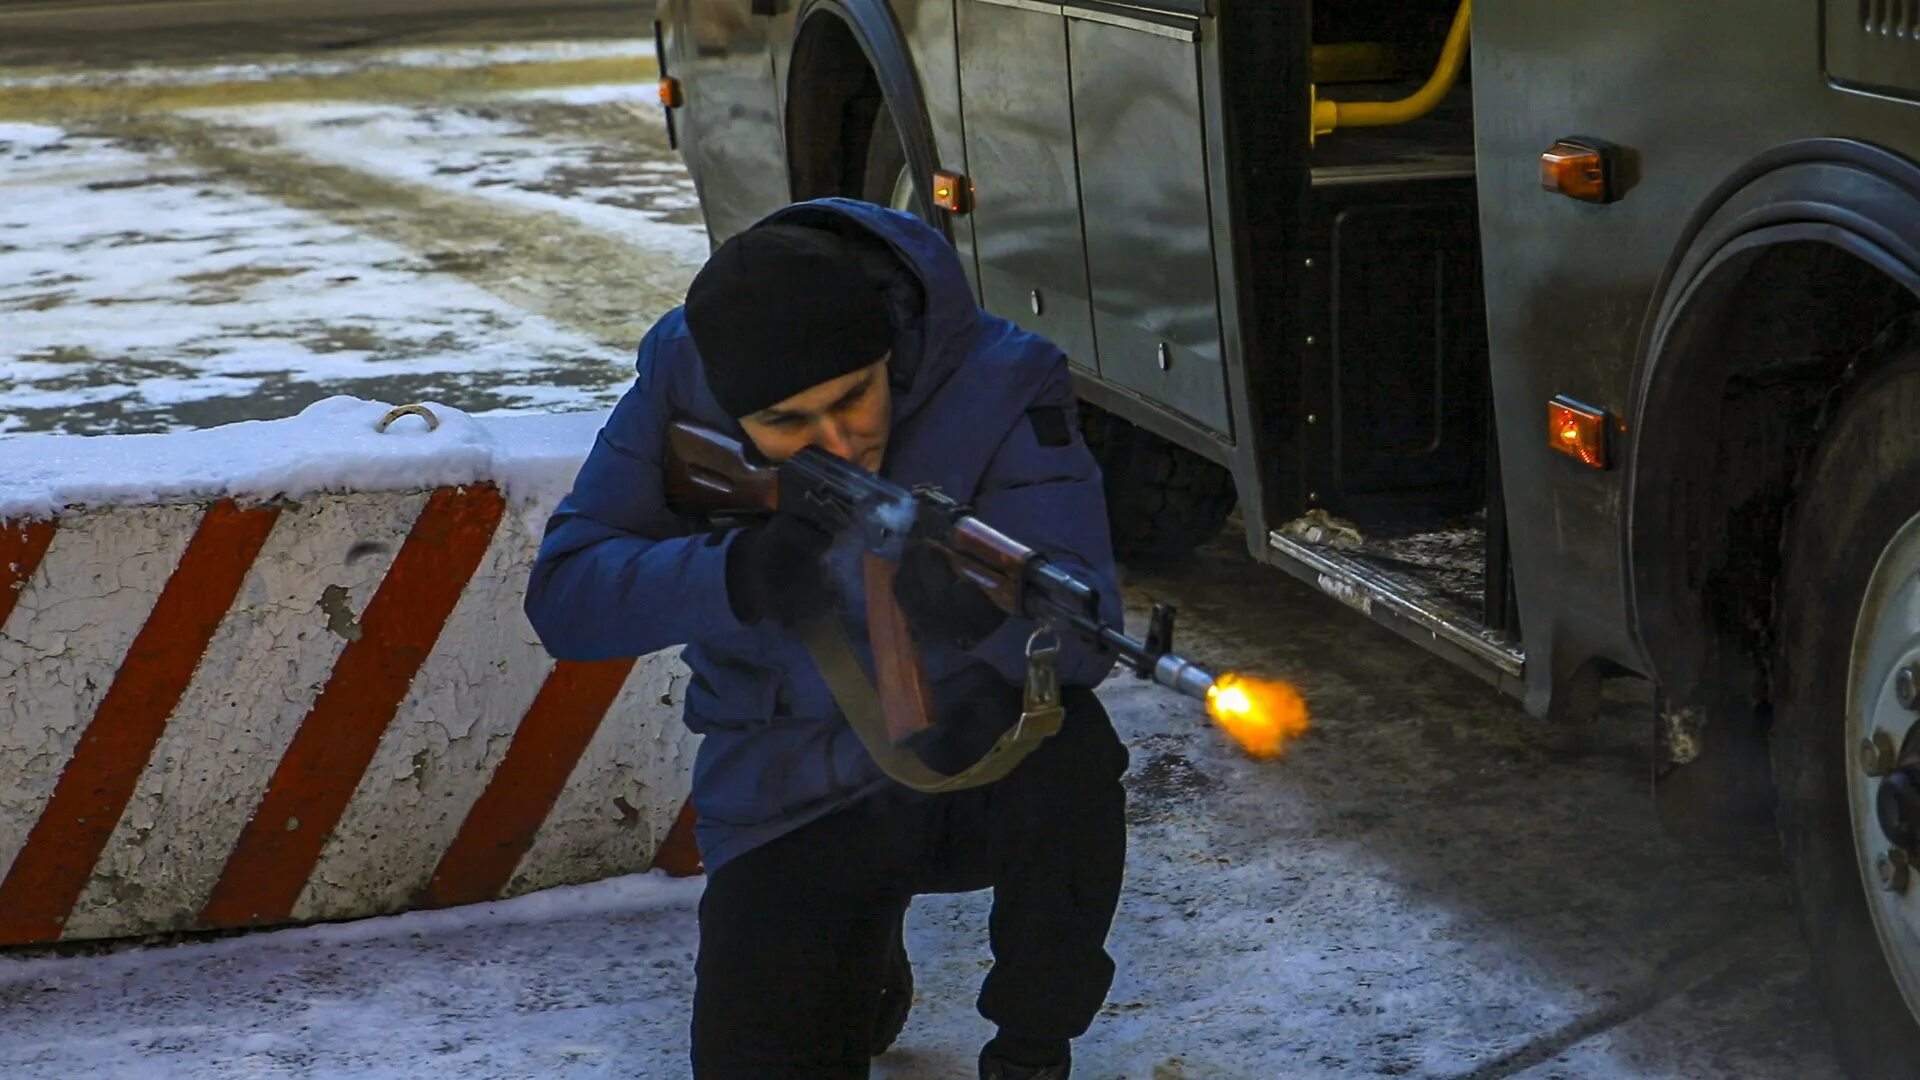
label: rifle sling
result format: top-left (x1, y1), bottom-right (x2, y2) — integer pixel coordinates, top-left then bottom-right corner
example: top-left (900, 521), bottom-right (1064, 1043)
top-left (797, 617), bottom-right (1056, 793)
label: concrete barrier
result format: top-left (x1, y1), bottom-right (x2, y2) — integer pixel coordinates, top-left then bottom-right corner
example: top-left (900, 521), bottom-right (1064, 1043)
top-left (0, 398), bottom-right (699, 948)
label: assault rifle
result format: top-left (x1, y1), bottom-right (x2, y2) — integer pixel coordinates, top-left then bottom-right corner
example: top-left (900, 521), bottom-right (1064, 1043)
top-left (662, 420), bottom-right (1218, 748)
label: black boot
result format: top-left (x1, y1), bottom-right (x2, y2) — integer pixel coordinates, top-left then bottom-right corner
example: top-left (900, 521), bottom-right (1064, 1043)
top-left (869, 910), bottom-right (913, 1056)
top-left (978, 1044), bottom-right (1070, 1079)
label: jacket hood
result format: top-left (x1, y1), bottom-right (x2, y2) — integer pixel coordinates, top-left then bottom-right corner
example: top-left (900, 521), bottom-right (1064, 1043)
top-left (751, 199), bottom-right (980, 430)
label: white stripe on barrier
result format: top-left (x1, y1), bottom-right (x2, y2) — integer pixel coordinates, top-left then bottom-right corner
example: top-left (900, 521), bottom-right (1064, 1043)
top-left (0, 505), bottom-right (199, 891)
top-left (295, 506), bottom-right (550, 922)
top-left (63, 494), bottom-right (417, 939)
top-left (514, 655), bottom-right (697, 897)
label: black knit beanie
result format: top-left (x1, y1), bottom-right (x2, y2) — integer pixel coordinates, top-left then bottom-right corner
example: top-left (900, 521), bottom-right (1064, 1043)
top-left (684, 223), bottom-right (894, 419)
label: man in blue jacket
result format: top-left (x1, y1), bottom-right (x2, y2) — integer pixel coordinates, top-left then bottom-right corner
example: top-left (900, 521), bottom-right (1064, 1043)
top-left (525, 198), bottom-right (1128, 1080)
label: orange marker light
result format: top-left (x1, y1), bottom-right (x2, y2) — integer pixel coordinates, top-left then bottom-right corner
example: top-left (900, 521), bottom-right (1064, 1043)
top-left (933, 170), bottom-right (970, 214)
top-left (1540, 138), bottom-right (1615, 203)
top-left (1548, 396), bottom-right (1609, 469)
top-left (659, 77), bottom-right (684, 109)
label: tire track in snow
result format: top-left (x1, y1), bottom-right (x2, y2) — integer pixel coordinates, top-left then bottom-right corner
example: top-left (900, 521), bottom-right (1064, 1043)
top-left (1445, 924), bottom-right (1777, 1080)
top-left (91, 107), bottom-right (700, 355)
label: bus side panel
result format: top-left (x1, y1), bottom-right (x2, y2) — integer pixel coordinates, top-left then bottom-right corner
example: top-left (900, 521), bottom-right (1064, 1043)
top-left (1070, 15), bottom-right (1231, 436)
top-left (668, 0), bottom-right (790, 245)
top-left (957, 2), bottom-right (1096, 372)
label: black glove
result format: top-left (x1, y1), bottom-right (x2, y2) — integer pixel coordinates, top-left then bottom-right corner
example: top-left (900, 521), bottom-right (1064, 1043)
top-left (892, 542), bottom-right (1010, 650)
top-left (725, 514), bottom-right (837, 626)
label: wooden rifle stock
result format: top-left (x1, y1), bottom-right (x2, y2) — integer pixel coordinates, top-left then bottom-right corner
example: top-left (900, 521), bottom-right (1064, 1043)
top-left (663, 421), bottom-right (779, 514)
top-left (862, 556), bottom-right (938, 745)
top-left (663, 420), bottom-right (938, 745)
top-left (946, 516), bottom-right (1034, 615)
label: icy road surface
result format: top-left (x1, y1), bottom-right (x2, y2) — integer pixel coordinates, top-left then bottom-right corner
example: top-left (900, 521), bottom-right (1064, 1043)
top-left (0, 40), bottom-right (1849, 1080)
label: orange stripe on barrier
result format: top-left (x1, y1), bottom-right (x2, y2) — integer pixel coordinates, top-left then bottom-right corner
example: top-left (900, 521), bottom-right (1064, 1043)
top-left (199, 484), bottom-right (504, 929)
top-left (0, 501), bottom-right (280, 946)
top-left (0, 519), bottom-right (56, 633)
top-left (420, 657), bottom-right (638, 909)
top-left (650, 799), bottom-right (703, 877)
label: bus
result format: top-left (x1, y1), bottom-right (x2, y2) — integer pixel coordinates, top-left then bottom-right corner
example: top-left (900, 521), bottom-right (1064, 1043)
top-left (655, 1), bottom-right (1920, 1070)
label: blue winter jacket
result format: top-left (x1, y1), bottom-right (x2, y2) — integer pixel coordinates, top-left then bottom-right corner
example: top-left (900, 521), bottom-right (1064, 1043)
top-left (524, 199), bottom-right (1120, 871)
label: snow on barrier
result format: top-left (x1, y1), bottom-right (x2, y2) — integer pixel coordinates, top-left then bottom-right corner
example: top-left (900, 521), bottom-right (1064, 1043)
top-left (0, 398), bottom-right (700, 948)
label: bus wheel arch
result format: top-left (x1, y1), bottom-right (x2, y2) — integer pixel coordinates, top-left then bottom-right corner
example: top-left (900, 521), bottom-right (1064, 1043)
top-left (786, 0), bottom-right (947, 235)
top-left (1626, 140), bottom-right (1920, 716)
top-left (1626, 146), bottom-right (1920, 1061)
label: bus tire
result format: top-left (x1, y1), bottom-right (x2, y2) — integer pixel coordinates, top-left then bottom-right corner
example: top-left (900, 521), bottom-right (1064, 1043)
top-left (1081, 405), bottom-right (1236, 559)
top-left (1774, 349), bottom-right (1920, 1080)
top-left (860, 100), bottom-right (914, 214)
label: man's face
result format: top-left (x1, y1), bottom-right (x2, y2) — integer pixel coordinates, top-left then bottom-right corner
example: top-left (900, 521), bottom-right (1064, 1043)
top-left (739, 356), bottom-right (892, 472)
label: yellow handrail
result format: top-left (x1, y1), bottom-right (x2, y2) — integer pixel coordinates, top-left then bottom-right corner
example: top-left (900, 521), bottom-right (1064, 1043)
top-left (1311, 42), bottom-right (1400, 84)
top-left (1311, 0), bottom-right (1471, 144)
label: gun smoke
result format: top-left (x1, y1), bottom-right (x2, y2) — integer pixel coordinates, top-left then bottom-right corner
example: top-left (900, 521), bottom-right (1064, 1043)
top-left (821, 490), bottom-right (920, 606)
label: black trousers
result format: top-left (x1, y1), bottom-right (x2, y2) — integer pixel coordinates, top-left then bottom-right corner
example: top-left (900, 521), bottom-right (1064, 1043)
top-left (690, 686), bottom-right (1129, 1078)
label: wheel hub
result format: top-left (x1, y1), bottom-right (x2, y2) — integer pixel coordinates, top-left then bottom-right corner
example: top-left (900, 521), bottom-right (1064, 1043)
top-left (1880, 757), bottom-right (1920, 856)
top-left (1846, 515), bottom-right (1920, 1020)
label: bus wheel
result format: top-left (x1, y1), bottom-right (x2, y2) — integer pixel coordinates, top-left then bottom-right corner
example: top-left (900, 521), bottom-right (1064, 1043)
top-left (861, 100), bottom-right (916, 215)
top-left (1775, 351), bottom-right (1920, 1078)
top-left (1080, 404), bottom-right (1236, 559)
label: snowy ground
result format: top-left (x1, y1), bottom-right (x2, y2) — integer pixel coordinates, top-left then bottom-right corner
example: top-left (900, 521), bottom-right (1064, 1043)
top-left (1, 53), bottom-right (694, 437)
top-left (0, 39), bottom-right (1850, 1080)
top-left (0, 534), bottom-right (1847, 1079)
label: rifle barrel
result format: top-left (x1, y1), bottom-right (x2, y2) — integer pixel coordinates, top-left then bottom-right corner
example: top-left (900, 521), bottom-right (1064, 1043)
top-left (1147, 652), bottom-right (1217, 701)
top-left (1087, 626), bottom-right (1215, 703)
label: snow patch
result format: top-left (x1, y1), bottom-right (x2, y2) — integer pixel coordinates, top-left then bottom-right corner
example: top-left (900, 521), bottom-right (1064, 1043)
top-left (0, 121), bottom-right (633, 435)
top-left (0, 871), bottom-right (700, 984)
top-left (0, 871), bottom-right (704, 1079)
top-left (0, 122), bottom-right (68, 154)
top-left (0, 396), bottom-right (605, 532)
top-left (212, 100), bottom-right (710, 269)
top-left (505, 82), bottom-right (665, 107)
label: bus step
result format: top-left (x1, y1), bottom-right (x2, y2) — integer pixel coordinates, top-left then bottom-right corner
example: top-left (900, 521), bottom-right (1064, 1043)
top-left (1267, 515), bottom-right (1526, 688)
